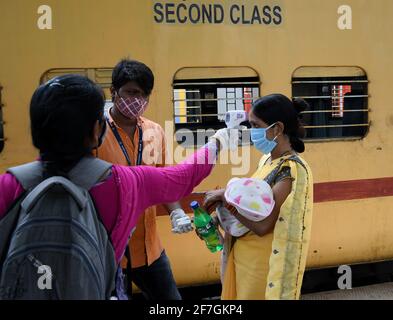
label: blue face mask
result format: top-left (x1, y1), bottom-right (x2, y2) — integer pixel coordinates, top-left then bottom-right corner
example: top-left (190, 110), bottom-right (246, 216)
top-left (251, 123), bottom-right (278, 154)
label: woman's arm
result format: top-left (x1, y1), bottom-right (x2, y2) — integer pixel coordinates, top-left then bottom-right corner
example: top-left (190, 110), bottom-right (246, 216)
top-left (110, 130), bottom-right (237, 262)
top-left (130, 127), bottom-right (239, 212)
top-left (231, 178), bottom-right (292, 237)
top-left (116, 142), bottom-right (218, 215)
top-left (0, 173), bottom-right (25, 220)
top-left (110, 142), bottom-right (218, 262)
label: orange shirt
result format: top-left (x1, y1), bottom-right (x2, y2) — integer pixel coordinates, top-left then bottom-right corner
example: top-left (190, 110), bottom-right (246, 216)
top-left (95, 109), bottom-right (168, 268)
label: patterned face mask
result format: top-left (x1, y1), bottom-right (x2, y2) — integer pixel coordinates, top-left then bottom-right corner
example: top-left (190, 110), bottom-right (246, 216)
top-left (114, 92), bottom-right (148, 119)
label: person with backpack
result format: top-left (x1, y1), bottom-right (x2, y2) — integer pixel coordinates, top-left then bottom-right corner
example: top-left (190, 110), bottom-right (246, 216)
top-left (0, 74), bottom-right (236, 300)
top-left (203, 94), bottom-right (314, 300)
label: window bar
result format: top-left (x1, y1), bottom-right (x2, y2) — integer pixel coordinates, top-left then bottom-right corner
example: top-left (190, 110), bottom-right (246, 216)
top-left (174, 106), bottom-right (203, 109)
top-left (174, 113), bottom-right (227, 118)
top-left (173, 82), bottom-right (260, 86)
top-left (173, 97), bottom-right (259, 102)
top-left (176, 129), bottom-right (224, 134)
top-left (293, 94), bottom-right (369, 99)
top-left (300, 109), bottom-right (369, 114)
top-left (292, 80), bottom-right (369, 84)
top-left (304, 124), bottom-right (369, 129)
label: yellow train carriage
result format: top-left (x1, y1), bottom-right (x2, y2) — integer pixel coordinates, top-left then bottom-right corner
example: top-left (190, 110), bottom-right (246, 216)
top-left (1, 0), bottom-right (393, 291)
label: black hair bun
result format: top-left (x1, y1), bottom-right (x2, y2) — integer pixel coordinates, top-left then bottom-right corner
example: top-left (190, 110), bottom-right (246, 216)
top-left (292, 98), bottom-right (307, 144)
top-left (289, 136), bottom-right (305, 153)
top-left (292, 98), bottom-right (309, 116)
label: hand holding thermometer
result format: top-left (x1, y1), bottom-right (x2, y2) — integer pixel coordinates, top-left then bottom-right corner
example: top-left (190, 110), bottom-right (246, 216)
top-left (224, 110), bottom-right (248, 147)
top-left (209, 110), bottom-right (248, 150)
top-left (225, 110), bottom-right (248, 129)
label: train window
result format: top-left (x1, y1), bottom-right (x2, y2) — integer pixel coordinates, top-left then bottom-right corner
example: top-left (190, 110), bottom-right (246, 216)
top-left (41, 68), bottom-right (113, 102)
top-left (292, 66), bottom-right (369, 141)
top-left (173, 67), bottom-right (260, 146)
top-left (0, 85), bottom-right (4, 153)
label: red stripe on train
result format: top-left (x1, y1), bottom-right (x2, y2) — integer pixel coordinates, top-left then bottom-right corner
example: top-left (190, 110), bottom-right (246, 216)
top-left (313, 177), bottom-right (393, 203)
top-left (156, 177), bottom-right (393, 216)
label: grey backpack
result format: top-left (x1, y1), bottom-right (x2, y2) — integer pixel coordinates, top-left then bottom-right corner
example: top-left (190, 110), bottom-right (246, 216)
top-left (0, 157), bottom-right (117, 300)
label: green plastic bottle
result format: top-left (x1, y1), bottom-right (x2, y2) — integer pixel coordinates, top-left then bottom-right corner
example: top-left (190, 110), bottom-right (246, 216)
top-left (190, 201), bottom-right (223, 253)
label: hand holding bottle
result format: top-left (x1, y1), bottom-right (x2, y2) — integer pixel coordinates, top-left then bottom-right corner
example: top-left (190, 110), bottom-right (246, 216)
top-left (170, 208), bottom-right (193, 234)
top-left (190, 201), bottom-right (223, 253)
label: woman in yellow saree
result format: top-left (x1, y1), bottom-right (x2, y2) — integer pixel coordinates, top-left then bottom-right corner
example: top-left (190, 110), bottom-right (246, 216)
top-left (204, 94), bottom-right (313, 300)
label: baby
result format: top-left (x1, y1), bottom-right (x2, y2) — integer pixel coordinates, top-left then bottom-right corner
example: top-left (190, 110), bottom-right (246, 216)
top-left (216, 177), bottom-right (275, 237)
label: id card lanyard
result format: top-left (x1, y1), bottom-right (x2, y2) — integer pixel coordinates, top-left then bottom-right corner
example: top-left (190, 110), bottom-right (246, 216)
top-left (105, 112), bottom-right (143, 166)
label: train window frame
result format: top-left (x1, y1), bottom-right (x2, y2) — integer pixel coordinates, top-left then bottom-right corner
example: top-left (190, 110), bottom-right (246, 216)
top-left (172, 66), bottom-right (261, 147)
top-left (292, 66), bottom-right (369, 142)
top-left (41, 68), bottom-right (113, 97)
top-left (41, 68), bottom-right (117, 114)
top-left (0, 85), bottom-right (4, 154)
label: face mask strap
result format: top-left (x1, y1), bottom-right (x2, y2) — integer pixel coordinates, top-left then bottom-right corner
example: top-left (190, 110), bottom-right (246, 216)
top-left (266, 122), bottom-right (277, 130)
top-left (115, 91), bottom-right (124, 101)
top-left (266, 122), bottom-right (281, 141)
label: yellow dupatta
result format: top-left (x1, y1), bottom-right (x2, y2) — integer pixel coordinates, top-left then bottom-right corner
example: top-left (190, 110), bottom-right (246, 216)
top-left (221, 154), bottom-right (313, 300)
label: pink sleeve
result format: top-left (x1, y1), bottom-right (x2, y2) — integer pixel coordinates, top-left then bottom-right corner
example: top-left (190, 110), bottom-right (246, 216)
top-left (127, 142), bottom-right (217, 213)
top-left (0, 173), bottom-right (25, 219)
top-left (110, 143), bottom-right (217, 262)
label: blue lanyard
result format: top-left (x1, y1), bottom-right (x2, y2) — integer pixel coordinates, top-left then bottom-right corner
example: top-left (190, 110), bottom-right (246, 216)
top-left (105, 112), bottom-right (143, 166)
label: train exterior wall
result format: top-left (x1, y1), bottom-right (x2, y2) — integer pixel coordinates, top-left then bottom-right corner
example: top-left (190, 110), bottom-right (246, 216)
top-left (1, 0), bottom-right (392, 286)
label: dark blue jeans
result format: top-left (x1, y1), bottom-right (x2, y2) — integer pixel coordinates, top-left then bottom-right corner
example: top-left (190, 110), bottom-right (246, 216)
top-left (131, 251), bottom-right (182, 300)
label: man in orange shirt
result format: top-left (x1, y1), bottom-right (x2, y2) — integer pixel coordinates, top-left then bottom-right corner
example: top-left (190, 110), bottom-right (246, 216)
top-left (96, 59), bottom-right (192, 300)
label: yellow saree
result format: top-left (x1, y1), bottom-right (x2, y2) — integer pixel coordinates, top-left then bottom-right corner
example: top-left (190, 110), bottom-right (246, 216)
top-left (221, 154), bottom-right (313, 300)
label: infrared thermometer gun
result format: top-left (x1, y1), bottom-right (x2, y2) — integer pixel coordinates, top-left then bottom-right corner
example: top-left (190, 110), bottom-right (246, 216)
top-left (224, 110), bottom-right (248, 148)
top-left (225, 110), bottom-right (248, 129)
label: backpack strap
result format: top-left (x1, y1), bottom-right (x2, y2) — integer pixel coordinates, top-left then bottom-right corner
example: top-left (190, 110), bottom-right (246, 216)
top-left (7, 161), bottom-right (44, 191)
top-left (68, 157), bottom-right (112, 190)
top-left (21, 176), bottom-right (87, 213)
top-left (7, 158), bottom-right (112, 192)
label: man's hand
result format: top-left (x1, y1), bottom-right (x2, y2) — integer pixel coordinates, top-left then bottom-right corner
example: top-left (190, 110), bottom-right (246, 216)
top-left (170, 209), bottom-right (193, 234)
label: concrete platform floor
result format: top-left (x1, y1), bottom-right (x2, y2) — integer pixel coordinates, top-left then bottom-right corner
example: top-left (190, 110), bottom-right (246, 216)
top-left (301, 282), bottom-right (393, 300)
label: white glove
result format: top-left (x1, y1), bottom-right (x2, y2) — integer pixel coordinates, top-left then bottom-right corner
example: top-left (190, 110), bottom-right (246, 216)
top-left (170, 209), bottom-right (193, 234)
top-left (209, 128), bottom-right (240, 151)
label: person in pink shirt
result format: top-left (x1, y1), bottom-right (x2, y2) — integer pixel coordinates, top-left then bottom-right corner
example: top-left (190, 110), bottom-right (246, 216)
top-left (0, 74), bottom-right (235, 299)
